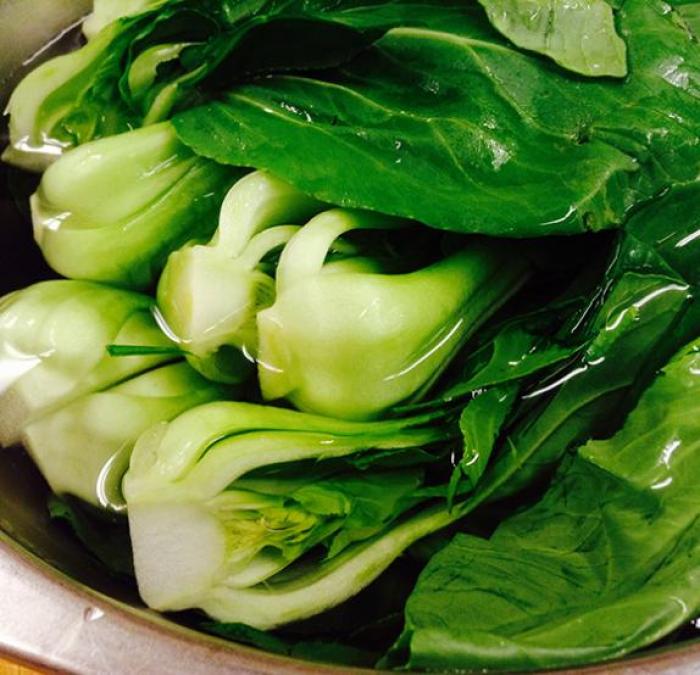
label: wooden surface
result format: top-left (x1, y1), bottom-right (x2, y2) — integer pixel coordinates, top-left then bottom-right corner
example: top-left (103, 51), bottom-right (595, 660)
top-left (0, 658), bottom-right (42, 675)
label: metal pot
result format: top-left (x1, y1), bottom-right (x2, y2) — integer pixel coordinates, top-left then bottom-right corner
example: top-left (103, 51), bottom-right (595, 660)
top-left (0, 3), bottom-right (698, 673)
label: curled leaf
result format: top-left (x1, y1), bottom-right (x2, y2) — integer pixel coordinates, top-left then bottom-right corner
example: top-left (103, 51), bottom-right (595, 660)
top-left (479, 0), bottom-right (628, 77)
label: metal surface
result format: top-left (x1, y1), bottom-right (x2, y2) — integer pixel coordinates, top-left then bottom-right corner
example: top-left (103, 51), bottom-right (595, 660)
top-left (0, 533), bottom-right (356, 675)
top-left (2, 509), bottom-right (700, 675)
top-left (0, 3), bottom-right (699, 674)
top-left (0, 0), bottom-right (92, 93)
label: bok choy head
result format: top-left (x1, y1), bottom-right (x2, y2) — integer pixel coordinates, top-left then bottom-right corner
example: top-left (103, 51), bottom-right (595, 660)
top-left (257, 210), bottom-right (530, 419)
top-left (3, 0), bottom-right (200, 170)
top-left (24, 361), bottom-right (227, 508)
top-left (0, 280), bottom-right (177, 447)
top-left (30, 123), bottom-right (240, 289)
top-left (156, 170), bottom-right (324, 383)
top-left (123, 401), bottom-right (454, 624)
top-left (3, 11), bottom-right (141, 171)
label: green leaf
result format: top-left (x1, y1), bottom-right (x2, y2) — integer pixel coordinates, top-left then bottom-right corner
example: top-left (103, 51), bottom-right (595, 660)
top-left (173, 42), bottom-right (635, 237)
top-left (300, 470), bottom-right (424, 558)
top-left (478, 0), bottom-right (628, 77)
top-left (173, 1), bottom-right (700, 237)
top-left (390, 338), bottom-right (700, 671)
top-left (488, 272), bottom-right (692, 502)
top-left (420, 267), bottom-right (685, 509)
top-left (478, 175), bottom-right (700, 503)
top-left (440, 323), bottom-right (580, 402)
top-left (348, 444), bottom-right (442, 470)
top-left (614, 183), bottom-right (700, 287)
top-left (451, 383), bottom-right (519, 500)
top-left (106, 344), bottom-right (187, 357)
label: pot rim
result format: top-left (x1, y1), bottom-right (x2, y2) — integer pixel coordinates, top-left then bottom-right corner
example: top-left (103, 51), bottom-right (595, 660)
top-left (1, 531), bottom-right (699, 675)
top-left (1, 5), bottom-right (699, 674)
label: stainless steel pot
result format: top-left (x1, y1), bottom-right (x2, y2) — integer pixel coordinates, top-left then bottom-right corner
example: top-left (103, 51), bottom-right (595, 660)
top-left (0, 3), bottom-right (698, 673)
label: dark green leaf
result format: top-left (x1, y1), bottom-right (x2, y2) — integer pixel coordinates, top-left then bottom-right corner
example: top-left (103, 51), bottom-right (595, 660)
top-left (440, 324), bottom-right (579, 401)
top-left (173, 41), bottom-right (635, 237)
top-left (292, 469), bottom-right (424, 558)
top-left (11, 0), bottom-right (500, 161)
top-left (451, 383), bottom-right (519, 500)
top-left (348, 444), bottom-right (442, 470)
top-left (489, 272), bottom-right (691, 501)
top-left (613, 183), bottom-right (700, 287)
top-left (174, 0), bottom-right (700, 237)
top-left (390, 338), bottom-right (700, 671)
top-left (106, 344), bottom-right (187, 357)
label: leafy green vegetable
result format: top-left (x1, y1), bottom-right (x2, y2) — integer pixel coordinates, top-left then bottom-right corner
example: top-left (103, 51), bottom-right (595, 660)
top-left (2, 18), bottom-right (138, 171)
top-left (128, 262), bottom-right (681, 629)
top-left (3, 0), bottom-right (700, 667)
top-left (419, 268), bottom-right (692, 507)
top-left (435, 317), bottom-right (583, 405)
top-left (156, 170), bottom-right (323, 382)
top-left (173, 0), bottom-right (700, 237)
top-left (257, 210), bottom-right (529, 419)
top-left (2, 0), bottom-right (495, 170)
top-left (449, 383), bottom-right (519, 503)
top-left (478, 0), bottom-right (627, 77)
top-left (24, 362), bottom-right (227, 507)
top-left (376, 185), bottom-right (700, 669)
top-left (443, 182), bottom-right (700, 507)
top-left (617, 183), bottom-right (700, 287)
top-left (489, 272), bottom-right (692, 502)
top-left (0, 280), bottom-right (176, 447)
top-left (389, 337), bottom-right (700, 671)
top-left (31, 123), bottom-right (240, 288)
top-left (310, 196), bottom-right (698, 643)
top-left (172, 44), bottom-right (633, 237)
top-left (122, 400), bottom-right (453, 625)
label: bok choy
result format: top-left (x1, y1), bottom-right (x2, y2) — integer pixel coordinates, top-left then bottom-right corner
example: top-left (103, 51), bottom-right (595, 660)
top-left (24, 362), bottom-right (226, 507)
top-left (388, 336), bottom-right (700, 671)
top-left (257, 210), bottom-right (529, 419)
top-left (0, 280), bottom-right (175, 446)
top-left (1, 0), bottom-right (700, 670)
top-left (30, 123), bottom-right (239, 288)
top-left (123, 401), bottom-right (453, 622)
top-left (156, 170), bottom-right (323, 382)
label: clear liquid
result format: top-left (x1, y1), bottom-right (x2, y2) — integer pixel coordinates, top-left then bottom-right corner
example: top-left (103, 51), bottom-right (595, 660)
top-left (0, 25), bottom-right (699, 671)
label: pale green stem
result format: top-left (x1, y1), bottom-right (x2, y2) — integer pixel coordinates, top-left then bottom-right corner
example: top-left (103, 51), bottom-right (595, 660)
top-left (275, 209), bottom-right (404, 292)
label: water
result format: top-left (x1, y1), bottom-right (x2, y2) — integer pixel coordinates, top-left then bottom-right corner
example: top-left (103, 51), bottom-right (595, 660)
top-left (0, 24), bottom-right (699, 671)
